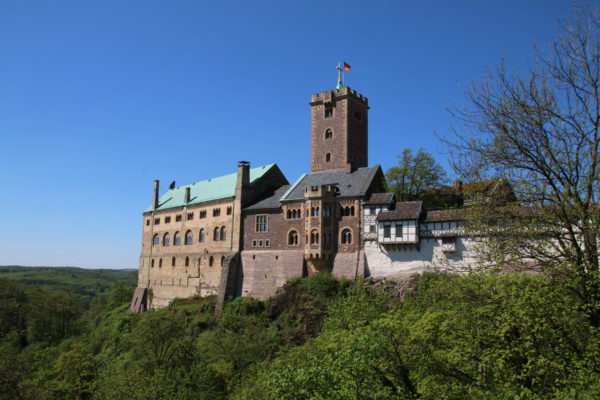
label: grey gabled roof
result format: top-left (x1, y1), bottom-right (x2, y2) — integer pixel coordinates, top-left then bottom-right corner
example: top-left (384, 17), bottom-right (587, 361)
top-left (244, 185), bottom-right (291, 211)
top-left (377, 201), bottom-right (423, 221)
top-left (281, 166), bottom-right (381, 201)
top-left (364, 192), bottom-right (395, 205)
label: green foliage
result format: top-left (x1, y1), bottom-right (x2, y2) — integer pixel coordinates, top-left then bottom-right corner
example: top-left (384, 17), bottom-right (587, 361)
top-left (386, 148), bottom-right (448, 207)
top-left (1, 270), bottom-right (599, 399)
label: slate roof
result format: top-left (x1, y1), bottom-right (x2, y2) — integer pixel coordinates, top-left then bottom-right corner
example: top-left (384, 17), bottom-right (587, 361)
top-left (281, 166), bottom-right (381, 201)
top-left (364, 192), bottom-right (395, 205)
top-left (145, 164), bottom-right (276, 212)
top-left (424, 208), bottom-right (467, 222)
top-left (244, 185), bottom-right (291, 211)
top-left (377, 201), bottom-right (423, 221)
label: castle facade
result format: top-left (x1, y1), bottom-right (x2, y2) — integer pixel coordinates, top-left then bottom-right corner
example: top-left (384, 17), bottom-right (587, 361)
top-left (130, 85), bottom-right (475, 312)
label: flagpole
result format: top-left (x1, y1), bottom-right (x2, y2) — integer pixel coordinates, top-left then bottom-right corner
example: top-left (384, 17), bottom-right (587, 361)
top-left (336, 62), bottom-right (343, 90)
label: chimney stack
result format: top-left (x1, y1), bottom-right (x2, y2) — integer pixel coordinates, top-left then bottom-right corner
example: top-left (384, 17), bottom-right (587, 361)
top-left (185, 187), bottom-right (191, 203)
top-left (153, 180), bottom-right (160, 210)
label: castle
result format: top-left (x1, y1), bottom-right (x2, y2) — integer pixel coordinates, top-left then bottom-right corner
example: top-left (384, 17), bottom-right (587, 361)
top-left (130, 84), bottom-right (476, 312)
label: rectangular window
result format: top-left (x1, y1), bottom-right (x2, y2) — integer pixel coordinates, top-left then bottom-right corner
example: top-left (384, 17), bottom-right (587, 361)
top-left (395, 224), bottom-right (403, 237)
top-left (324, 104), bottom-right (333, 118)
top-left (265, 239), bottom-right (270, 247)
top-left (146, 219), bottom-right (150, 226)
top-left (369, 224), bottom-right (376, 233)
top-left (370, 207), bottom-right (377, 215)
top-left (252, 240), bottom-right (257, 247)
top-left (383, 225), bottom-right (391, 238)
top-left (226, 206), bottom-right (232, 215)
top-left (200, 210), bottom-right (206, 219)
top-left (175, 215), bottom-right (182, 222)
top-left (255, 215), bottom-right (268, 232)
top-left (213, 208), bottom-right (221, 217)
top-left (258, 240), bottom-right (263, 247)
top-left (164, 216), bottom-right (171, 223)
top-left (187, 212), bottom-right (194, 220)
top-left (154, 218), bottom-right (160, 225)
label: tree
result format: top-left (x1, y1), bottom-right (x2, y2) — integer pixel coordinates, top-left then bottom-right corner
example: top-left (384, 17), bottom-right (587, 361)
top-left (385, 148), bottom-right (447, 203)
top-left (444, 5), bottom-right (600, 324)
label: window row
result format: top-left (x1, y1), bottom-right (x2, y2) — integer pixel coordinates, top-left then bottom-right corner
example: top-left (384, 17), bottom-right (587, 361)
top-left (286, 209), bottom-right (302, 219)
top-left (152, 227), bottom-right (227, 246)
top-left (251, 239), bottom-right (271, 248)
top-left (301, 229), bottom-right (352, 245)
top-left (383, 223), bottom-right (403, 238)
top-left (150, 255), bottom-right (226, 268)
top-left (146, 206), bottom-right (233, 226)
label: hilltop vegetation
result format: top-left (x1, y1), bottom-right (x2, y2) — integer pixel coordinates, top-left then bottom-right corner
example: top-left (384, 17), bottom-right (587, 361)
top-left (0, 266), bottom-right (136, 305)
top-left (1, 270), bottom-right (599, 399)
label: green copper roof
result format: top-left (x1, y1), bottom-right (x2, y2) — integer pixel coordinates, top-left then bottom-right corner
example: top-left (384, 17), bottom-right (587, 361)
top-left (145, 164), bottom-right (275, 212)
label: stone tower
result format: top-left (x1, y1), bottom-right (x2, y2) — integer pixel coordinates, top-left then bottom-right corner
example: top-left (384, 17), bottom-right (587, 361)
top-left (309, 86), bottom-right (369, 173)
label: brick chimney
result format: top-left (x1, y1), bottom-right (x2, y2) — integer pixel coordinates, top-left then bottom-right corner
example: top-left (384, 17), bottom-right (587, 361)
top-left (153, 180), bottom-right (160, 210)
top-left (184, 187), bottom-right (191, 203)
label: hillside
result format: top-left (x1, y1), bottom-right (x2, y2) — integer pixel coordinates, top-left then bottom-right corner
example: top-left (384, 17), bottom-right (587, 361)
top-left (1, 271), bottom-right (599, 399)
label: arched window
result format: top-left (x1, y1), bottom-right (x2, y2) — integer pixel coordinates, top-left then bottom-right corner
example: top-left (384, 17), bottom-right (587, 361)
top-left (310, 229), bottom-right (319, 244)
top-left (173, 231), bottom-right (181, 245)
top-left (185, 230), bottom-right (193, 245)
top-left (350, 206), bottom-right (355, 216)
top-left (163, 233), bottom-right (170, 246)
top-left (287, 209), bottom-right (292, 219)
top-left (325, 128), bottom-right (333, 139)
top-left (220, 226), bottom-right (226, 241)
top-left (288, 230), bottom-right (299, 245)
top-left (159, 258), bottom-right (163, 268)
top-left (151, 259), bottom-right (155, 268)
top-left (171, 257), bottom-right (176, 267)
top-left (213, 227), bottom-right (219, 241)
top-left (199, 228), bottom-right (205, 243)
top-left (221, 256), bottom-right (225, 266)
top-left (209, 256), bottom-right (214, 266)
top-left (152, 234), bottom-right (160, 246)
top-left (341, 229), bottom-right (352, 244)
top-left (185, 256), bottom-right (189, 267)
top-left (325, 153), bottom-right (331, 162)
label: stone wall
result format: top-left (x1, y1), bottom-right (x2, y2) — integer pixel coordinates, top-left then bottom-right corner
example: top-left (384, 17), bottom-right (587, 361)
top-left (239, 250), bottom-right (304, 300)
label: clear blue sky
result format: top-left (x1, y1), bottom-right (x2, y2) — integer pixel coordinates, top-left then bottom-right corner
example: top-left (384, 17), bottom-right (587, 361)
top-left (0, 0), bottom-right (578, 268)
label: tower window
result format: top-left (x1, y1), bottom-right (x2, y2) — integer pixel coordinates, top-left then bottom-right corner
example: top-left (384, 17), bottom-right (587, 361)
top-left (325, 128), bottom-right (333, 139)
top-left (288, 230), bottom-right (299, 245)
top-left (325, 153), bottom-right (331, 163)
top-left (324, 104), bottom-right (333, 118)
top-left (341, 229), bottom-right (352, 244)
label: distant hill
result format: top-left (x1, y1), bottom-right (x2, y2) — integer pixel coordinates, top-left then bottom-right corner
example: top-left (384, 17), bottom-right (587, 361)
top-left (0, 266), bottom-right (137, 303)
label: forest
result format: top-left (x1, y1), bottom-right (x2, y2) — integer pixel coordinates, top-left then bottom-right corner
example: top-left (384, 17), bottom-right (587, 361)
top-left (1, 267), bottom-right (599, 399)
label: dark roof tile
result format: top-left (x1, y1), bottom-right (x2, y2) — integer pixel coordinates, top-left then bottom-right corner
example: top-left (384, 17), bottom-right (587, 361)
top-left (377, 201), bottom-right (423, 221)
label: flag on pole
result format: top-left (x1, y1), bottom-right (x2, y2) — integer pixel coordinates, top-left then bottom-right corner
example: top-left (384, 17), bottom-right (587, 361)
top-left (343, 62), bottom-right (351, 71)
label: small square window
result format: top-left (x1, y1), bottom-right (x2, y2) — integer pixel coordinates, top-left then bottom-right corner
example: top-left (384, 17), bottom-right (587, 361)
top-left (154, 218), bottom-right (160, 224)
top-left (226, 206), bottom-right (232, 215)
top-left (187, 212), bottom-right (194, 220)
top-left (213, 208), bottom-right (221, 217)
top-left (200, 210), bottom-right (206, 219)
top-left (175, 215), bottom-right (182, 222)
top-left (369, 225), bottom-right (376, 233)
top-left (165, 216), bottom-right (171, 223)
